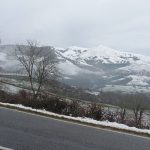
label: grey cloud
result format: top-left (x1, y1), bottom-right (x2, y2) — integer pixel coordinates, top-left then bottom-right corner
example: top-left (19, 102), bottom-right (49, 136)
top-left (0, 0), bottom-right (150, 55)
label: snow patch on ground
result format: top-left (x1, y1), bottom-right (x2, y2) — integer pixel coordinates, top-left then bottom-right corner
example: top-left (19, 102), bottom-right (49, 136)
top-left (128, 75), bottom-right (150, 86)
top-left (0, 102), bottom-right (149, 135)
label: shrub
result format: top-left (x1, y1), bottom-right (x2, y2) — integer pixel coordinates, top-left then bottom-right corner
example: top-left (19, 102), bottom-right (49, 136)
top-left (86, 103), bottom-right (104, 120)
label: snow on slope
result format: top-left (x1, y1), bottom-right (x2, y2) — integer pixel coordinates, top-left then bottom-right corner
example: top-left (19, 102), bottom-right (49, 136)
top-left (58, 60), bottom-right (81, 75)
top-left (56, 45), bottom-right (150, 65)
top-left (57, 59), bottom-right (103, 76)
top-left (127, 75), bottom-right (150, 86)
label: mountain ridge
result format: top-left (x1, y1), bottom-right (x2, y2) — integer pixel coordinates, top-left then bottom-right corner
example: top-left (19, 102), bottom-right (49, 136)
top-left (1, 44), bottom-right (150, 93)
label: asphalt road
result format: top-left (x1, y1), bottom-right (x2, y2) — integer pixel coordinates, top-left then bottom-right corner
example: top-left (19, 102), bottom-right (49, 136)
top-left (0, 107), bottom-right (149, 150)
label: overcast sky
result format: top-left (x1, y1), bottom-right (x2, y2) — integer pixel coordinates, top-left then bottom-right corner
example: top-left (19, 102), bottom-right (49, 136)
top-left (0, 0), bottom-right (150, 55)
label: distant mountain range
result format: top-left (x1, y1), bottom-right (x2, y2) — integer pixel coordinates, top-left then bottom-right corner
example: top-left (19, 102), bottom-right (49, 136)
top-left (1, 45), bottom-right (150, 94)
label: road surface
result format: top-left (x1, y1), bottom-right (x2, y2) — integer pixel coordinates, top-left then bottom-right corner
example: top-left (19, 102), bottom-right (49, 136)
top-left (0, 107), bottom-right (149, 150)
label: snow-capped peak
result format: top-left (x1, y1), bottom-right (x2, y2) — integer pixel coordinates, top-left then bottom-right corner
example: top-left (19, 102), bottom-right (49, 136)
top-left (56, 44), bottom-right (148, 65)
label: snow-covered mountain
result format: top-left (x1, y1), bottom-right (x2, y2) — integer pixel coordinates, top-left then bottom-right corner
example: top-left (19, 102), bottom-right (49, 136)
top-left (55, 45), bottom-right (150, 92)
top-left (1, 44), bottom-right (150, 93)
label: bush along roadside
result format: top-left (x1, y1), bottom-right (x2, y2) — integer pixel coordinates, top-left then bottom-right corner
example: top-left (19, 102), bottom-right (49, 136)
top-left (0, 89), bottom-right (150, 130)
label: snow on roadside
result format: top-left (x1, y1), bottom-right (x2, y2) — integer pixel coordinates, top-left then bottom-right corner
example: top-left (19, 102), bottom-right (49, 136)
top-left (0, 102), bottom-right (150, 135)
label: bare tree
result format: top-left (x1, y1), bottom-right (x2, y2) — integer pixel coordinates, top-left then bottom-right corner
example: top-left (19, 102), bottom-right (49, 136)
top-left (127, 94), bottom-right (147, 128)
top-left (118, 100), bottom-right (127, 123)
top-left (15, 41), bottom-right (58, 100)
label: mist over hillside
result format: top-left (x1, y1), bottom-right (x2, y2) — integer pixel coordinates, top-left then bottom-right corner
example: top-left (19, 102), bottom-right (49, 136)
top-left (1, 44), bottom-right (150, 94)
